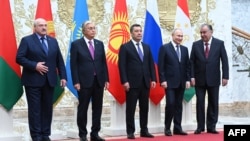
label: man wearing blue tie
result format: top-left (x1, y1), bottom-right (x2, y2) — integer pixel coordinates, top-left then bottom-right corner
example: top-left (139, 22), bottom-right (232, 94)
top-left (118, 24), bottom-right (156, 139)
top-left (158, 28), bottom-right (190, 136)
top-left (16, 18), bottom-right (67, 141)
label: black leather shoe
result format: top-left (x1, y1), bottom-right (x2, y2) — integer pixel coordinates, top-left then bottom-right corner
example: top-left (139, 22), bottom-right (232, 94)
top-left (80, 136), bottom-right (88, 141)
top-left (127, 134), bottom-right (135, 139)
top-left (194, 128), bottom-right (204, 134)
top-left (42, 137), bottom-right (51, 141)
top-left (90, 135), bottom-right (105, 141)
top-left (207, 129), bottom-right (219, 134)
top-left (173, 130), bottom-right (188, 135)
top-left (164, 129), bottom-right (172, 136)
top-left (140, 132), bottom-right (154, 138)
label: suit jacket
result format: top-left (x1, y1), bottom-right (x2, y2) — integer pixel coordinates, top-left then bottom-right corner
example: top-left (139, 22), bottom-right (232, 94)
top-left (118, 40), bottom-right (156, 88)
top-left (16, 33), bottom-right (67, 87)
top-left (158, 42), bottom-right (190, 88)
top-left (70, 38), bottom-right (109, 88)
top-left (190, 37), bottom-right (229, 86)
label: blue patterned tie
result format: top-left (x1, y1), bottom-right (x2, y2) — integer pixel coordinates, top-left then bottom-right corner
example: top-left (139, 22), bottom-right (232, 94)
top-left (40, 37), bottom-right (48, 55)
top-left (176, 45), bottom-right (180, 62)
top-left (136, 43), bottom-right (143, 61)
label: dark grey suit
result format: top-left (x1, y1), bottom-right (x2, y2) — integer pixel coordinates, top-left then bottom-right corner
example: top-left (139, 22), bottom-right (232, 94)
top-left (158, 42), bottom-right (190, 132)
top-left (118, 40), bottom-right (156, 134)
top-left (190, 37), bottom-right (229, 131)
top-left (70, 37), bottom-right (109, 138)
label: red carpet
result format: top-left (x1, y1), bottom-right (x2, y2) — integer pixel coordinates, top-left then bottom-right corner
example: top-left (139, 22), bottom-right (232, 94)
top-left (106, 132), bottom-right (223, 141)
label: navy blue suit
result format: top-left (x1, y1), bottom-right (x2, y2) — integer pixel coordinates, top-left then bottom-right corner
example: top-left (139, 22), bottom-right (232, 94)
top-left (158, 42), bottom-right (190, 132)
top-left (118, 40), bottom-right (156, 134)
top-left (16, 33), bottom-right (66, 140)
top-left (70, 38), bottom-right (109, 138)
top-left (190, 37), bottom-right (229, 131)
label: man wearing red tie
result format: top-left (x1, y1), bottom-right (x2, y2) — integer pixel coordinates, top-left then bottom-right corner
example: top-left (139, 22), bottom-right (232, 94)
top-left (190, 24), bottom-right (229, 134)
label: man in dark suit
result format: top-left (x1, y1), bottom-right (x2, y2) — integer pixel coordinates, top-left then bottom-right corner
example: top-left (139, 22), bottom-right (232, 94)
top-left (158, 28), bottom-right (190, 136)
top-left (70, 21), bottom-right (109, 141)
top-left (190, 24), bottom-right (229, 134)
top-left (16, 18), bottom-right (67, 141)
top-left (118, 24), bottom-right (156, 139)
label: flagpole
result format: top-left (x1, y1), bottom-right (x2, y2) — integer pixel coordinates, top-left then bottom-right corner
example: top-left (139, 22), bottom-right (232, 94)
top-left (0, 106), bottom-right (22, 141)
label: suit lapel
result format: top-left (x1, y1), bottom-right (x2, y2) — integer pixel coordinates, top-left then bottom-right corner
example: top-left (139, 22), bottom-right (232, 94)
top-left (129, 41), bottom-right (142, 61)
top-left (32, 34), bottom-right (47, 56)
top-left (81, 38), bottom-right (93, 60)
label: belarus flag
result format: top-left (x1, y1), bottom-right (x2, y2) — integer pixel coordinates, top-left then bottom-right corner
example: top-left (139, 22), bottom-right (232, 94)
top-left (143, 0), bottom-right (165, 105)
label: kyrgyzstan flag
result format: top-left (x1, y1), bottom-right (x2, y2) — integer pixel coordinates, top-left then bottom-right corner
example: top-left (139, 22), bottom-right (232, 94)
top-left (106, 0), bottom-right (130, 104)
top-left (0, 0), bottom-right (23, 111)
top-left (143, 0), bottom-right (165, 105)
top-left (35, 0), bottom-right (64, 106)
top-left (174, 0), bottom-right (195, 102)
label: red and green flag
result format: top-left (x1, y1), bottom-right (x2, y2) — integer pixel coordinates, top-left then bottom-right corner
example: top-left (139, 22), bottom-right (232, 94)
top-left (35, 0), bottom-right (64, 106)
top-left (0, 0), bottom-right (24, 111)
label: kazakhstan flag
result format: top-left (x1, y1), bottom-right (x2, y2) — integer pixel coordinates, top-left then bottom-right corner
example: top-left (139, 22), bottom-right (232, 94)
top-left (66, 0), bottom-right (89, 98)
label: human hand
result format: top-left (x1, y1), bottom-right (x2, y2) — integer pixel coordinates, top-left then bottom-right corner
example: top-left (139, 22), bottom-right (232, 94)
top-left (36, 62), bottom-right (48, 75)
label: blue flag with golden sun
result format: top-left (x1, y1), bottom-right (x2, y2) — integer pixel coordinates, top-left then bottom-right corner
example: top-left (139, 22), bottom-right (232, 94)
top-left (66, 0), bottom-right (89, 97)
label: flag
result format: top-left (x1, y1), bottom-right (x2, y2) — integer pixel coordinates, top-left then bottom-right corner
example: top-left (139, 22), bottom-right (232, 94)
top-left (174, 0), bottom-right (195, 102)
top-left (35, 0), bottom-right (64, 106)
top-left (65, 0), bottom-right (89, 98)
top-left (0, 0), bottom-right (23, 111)
top-left (106, 0), bottom-right (130, 104)
top-left (143, 0), bottom-right (165, 105)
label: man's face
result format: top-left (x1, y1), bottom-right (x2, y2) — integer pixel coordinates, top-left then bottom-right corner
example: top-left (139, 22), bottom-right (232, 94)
top-left (83, 23), bottom-right (96, 39)
top-left (131, 26), bottom-right (142, 42)
top-left (172, 29), bottom-right (183, 45)
top-left (34, 19), bottom-right (47, 36)
top-left (200, 25), bottom-right (213, 42)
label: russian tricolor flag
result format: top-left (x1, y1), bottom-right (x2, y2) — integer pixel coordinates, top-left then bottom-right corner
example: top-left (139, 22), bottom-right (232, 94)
top-left (143, 0), bottom-right (165, 105)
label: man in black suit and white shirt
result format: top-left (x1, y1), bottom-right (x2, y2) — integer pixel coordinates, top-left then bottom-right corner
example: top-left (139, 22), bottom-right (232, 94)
top-left (158, 28), bottom-right (190, 136)
top-left (70, 21), bottom-right (109, 141)
top-left (190, 24), bottom-right (229, 134)
top-left (118, 24), bottom-right (156, 139)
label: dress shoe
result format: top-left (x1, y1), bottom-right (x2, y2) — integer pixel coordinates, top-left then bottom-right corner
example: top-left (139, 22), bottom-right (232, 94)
top-left (207, 129), bottom-right (219, 134)
top-left (173, 130), bottom-right (188, 135)
top-left (90, 135), bottom-right (105, 141)
top-left (164, 129), bottom-right (172, 136)
top-left (194, 128), bottom-right (205, 134)
top-left (140, 132), bottom-right (154, 138)
top-left (80, 136), bottom-right (88, 141)
top-left (127, 134), bottom-right (135, 139)
top-left (42, 137), bottom-right (51, 141)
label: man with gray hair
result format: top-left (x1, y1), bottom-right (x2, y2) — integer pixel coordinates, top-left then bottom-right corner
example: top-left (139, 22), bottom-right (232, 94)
top-left (158, 28), bottom-right (190, 136)
top-left (70, 21), bottom-right (109, 141)
top-left (16, 18), bottom-right (67, 141)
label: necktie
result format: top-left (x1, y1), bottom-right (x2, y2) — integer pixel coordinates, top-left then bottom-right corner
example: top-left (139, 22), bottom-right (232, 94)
top-left (136, 43), bottom-right (143, 61)
top-left (176, 45), bottom-right (180, 62)
top-left (205, 42), bottom-right (209, 58)
top-left (40, 37), bottom-right (48, 55)
top-left (88, 40), bottom-right (95, 59)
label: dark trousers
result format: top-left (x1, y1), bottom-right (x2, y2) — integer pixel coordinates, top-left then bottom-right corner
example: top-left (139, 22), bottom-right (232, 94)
top-left (25, 82), bottom-right (54, 141)
top-left (126, 83), bottom-right (149, 134)
top-left (77, 77), bottom-right (104, 138)
top-left (195, 85), bottom-right (219, 130)
top-left (164, 86), bottom-right (185, 132)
